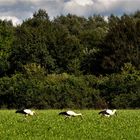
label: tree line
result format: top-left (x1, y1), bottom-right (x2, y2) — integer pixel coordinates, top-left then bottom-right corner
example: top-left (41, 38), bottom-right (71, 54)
top-left (0, 9), bottom-right (140, 109)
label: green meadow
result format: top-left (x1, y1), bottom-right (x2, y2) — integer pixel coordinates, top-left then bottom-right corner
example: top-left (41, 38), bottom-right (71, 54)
top-left (0, 110), bottom-right (140, 140)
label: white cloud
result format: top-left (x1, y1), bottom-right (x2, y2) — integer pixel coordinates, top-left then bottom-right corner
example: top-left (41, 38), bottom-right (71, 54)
top-left (0, 16), bottom-right (21, 26)
top-left (0, 0), bottom-right (17, 6)
top-left (74, 0), bottom-right (93, 6)
top-left (0, 0), bottom-right (140, 25)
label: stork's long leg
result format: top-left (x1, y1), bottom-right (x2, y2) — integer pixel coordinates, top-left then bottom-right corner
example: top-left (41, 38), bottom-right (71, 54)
top-left (64, 116), bottom-right (71, 120)
top-left (80, 115), bottom-right (84, 119)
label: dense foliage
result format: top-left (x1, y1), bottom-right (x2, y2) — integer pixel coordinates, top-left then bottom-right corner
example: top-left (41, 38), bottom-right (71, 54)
top-left (0, 9), bottom-right (140, 109)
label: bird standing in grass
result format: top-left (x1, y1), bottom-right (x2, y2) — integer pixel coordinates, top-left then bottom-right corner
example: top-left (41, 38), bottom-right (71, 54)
top-left (16, 109), bottom-right (36, 117)
top-left (59, 110), bottom-right (83, 119)
top-left (99, 109), bottom-right (117, 117)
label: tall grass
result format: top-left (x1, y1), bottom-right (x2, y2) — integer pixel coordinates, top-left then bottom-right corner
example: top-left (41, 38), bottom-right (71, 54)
top-left (0, 110), bottom-right (140, 140)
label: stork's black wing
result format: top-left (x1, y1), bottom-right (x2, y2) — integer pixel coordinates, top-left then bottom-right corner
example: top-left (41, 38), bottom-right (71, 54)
top-left (16, 109), bottom-right (26, 114)
top-left (59, 111), bottom-right (69, 116)
top-left (99, 110), bottom-right (110, 115)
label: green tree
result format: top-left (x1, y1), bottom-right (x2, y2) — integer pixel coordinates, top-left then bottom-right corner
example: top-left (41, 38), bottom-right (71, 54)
top-left (10, 9), bottom-right (55, 74)
top-left (33, 9), bottom-right (49, 20)
top-left (54, 14), bottom-right (87, 35)
top-left (47, 21), bottom-right (84, 74)
top-left (0, 20), bottom-right (14, 76)
top-left (79, 15), bottom-right (108, 74)
top-left (96, 14), bottom-right (140, 74)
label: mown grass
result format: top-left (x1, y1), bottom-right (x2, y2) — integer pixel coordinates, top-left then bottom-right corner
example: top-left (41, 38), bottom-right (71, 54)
top-left (0, 110), bottom-right (140, 140)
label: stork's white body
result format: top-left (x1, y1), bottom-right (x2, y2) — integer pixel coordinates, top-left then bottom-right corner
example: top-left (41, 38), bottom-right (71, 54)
top-left (106, 109), bottom-right (116, 115)
top-left (99, 109), bottom-right (117, 117)
top-left (66, 111), bottom-right (82, 116)
top-left (24, 109), bottom-right (35, 116)
top-left (16, 109), bottom-right (35, 116)
top-left (59, 110), bottom-right (82, 119)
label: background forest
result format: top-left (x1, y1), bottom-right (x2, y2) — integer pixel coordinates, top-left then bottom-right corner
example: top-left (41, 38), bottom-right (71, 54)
top-left (0, 9), bottom-right (140, 109)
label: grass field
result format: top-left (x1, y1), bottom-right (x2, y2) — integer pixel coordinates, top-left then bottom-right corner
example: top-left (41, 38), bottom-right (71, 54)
top-left (0, 110), bottom-right (140, 140)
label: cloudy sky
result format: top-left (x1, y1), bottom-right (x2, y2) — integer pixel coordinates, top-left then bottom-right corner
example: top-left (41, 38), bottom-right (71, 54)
top-left (0, 0), bottom-right (140, 26)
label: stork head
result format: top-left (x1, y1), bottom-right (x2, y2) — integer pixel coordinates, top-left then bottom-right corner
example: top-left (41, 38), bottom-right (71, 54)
top-left (77, 113), bottom-right (83, 119)
top-left (30, 111), bottom-right (36, 116)
top-left (78, 113), bottom-right (82, 115)
top-left (80, 114), bottom-right (84, 119)
top-left (113, 109), bottom-right (117, 115)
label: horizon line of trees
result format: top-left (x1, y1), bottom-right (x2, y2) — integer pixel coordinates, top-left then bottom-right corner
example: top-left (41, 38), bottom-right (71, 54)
top-left (0, 9), bottom-right (140, 109)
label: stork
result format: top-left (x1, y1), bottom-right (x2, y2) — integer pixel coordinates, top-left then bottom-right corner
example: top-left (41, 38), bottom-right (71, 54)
top-left (59, 110), bottom-right (83, 119)
top-left (99, 109), bottom-right (117, 117)
top-left (16, 109), bottom-right (36, 117)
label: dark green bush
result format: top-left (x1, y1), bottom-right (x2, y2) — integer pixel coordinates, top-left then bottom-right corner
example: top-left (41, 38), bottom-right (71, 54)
top-left (0, 65), bottom-right (139, 109)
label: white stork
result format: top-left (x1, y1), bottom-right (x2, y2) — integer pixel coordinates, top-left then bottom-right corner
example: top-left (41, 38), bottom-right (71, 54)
top-left (59, 110), bottom-right (83, 119)
top-left (16, 109), bottom-right (36, 116)
top-left (99, 109), bottom-right (117, 117)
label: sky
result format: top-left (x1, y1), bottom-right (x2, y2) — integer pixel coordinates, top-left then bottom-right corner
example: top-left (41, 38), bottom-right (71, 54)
top-left (0, 0), bottom-right (140, 26)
